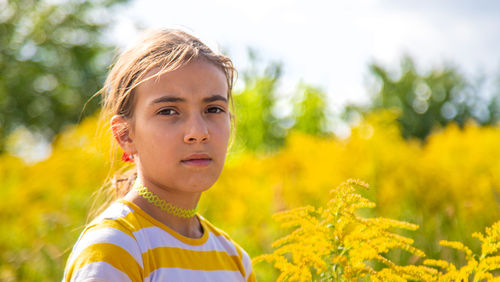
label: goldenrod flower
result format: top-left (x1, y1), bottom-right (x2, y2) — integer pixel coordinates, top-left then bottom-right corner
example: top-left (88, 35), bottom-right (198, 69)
top-left (254, 180), bottom-right (434, 281)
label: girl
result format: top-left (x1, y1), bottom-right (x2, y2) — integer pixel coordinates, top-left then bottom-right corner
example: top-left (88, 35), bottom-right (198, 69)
top-left (63, 29), bottom-right (256, 282)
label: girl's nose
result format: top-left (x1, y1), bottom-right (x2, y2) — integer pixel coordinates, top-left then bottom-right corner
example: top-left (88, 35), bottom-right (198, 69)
top-left (184, 114), bottom-right (209, 144)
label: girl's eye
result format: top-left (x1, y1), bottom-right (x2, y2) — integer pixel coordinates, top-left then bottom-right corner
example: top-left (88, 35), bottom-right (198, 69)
top-left (157, 108), bottom-right (178, 116)
top-left (207, 106), bottom-right (225, 114)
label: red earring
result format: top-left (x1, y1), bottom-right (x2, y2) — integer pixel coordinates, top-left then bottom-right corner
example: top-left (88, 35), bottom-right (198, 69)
top-left (121, 152), bottom-right (134, 162)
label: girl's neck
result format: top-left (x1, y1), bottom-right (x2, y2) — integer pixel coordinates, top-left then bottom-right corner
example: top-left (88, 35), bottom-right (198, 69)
top-left (123, 181), bottom-right (203, 239)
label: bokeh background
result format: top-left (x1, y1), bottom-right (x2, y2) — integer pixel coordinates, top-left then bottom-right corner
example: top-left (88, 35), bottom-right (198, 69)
top-left (1, 0), bottom-right (500, 281)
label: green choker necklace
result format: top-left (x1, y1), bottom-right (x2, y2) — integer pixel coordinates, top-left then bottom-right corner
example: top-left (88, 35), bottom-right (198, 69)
top-left (133, 182), bottom-right (198, 218)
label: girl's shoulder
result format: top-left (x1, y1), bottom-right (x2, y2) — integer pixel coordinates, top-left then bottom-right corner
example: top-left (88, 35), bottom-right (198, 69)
top-left (197, 215), bottom-right (231, 238)
top-left (198, 215), bottom-right (248, 254)
top-left (198, 216), bottom-right (255, 280)
top-left (62, 201), bottom-right (144, 281)
top-left (84, 200), bottom-right (139, 235)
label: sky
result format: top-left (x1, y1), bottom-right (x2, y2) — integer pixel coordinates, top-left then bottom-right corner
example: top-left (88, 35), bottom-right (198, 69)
top-left (16, 0), bottom-right (500, 163)
top-left (112, 0), bottom-right (500, 111)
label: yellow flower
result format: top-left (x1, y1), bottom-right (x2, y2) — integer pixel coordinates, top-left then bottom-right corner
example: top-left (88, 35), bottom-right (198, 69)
top-left (254, 179), bottom-right (432, 281)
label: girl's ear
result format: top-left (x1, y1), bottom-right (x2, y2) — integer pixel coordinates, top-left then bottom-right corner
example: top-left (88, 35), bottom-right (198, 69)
top-left (111, 115), bottom-right (136, 154)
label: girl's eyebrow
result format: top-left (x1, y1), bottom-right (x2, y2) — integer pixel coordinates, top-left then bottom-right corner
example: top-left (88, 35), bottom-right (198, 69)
top-left (203, 95), bottom-right (228, 103)
top-left (151, 96), bottom-right (184, 104)
top-left (151, 95), bottom-right (228, 105)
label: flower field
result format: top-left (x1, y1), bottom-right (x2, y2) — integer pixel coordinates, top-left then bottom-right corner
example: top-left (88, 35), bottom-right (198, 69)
top-left (1, 110), bottom-right (499, 281)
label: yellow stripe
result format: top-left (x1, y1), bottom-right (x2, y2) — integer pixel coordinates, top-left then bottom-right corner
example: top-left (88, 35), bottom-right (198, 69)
top-left (67, 243), bottom-right (142, 281)
top-left (234, 245), bottom-right (246, 277)
top-left (143, 247), bottom-right (241, 275)
top-left (247, 271), bottom-right (257, 282)
top-left (200, 218), bottom-right (230, 237)
top-left (235, 245), bottom-right (243, 260)
top-left (85, 219), bottom-right (136, 238)
top-left (120, 200), bottom-right (210, 245)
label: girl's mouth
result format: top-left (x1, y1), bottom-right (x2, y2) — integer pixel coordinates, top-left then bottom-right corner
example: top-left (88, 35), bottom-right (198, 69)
top-left (181, 158), bottom-right (212, 166)
top-left (181, 153), bottom-right (212, 166)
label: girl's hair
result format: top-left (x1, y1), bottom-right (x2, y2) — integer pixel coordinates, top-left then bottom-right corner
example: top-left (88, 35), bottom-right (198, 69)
top-left (89, 29), bottom-right (236, 221)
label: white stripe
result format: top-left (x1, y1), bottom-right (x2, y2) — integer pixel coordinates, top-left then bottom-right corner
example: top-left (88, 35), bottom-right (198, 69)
top-left (67, 227), bottom-right (143, 269)
top-left (241, 249), bottom-right (253, 280)
top-left (147, 267), bottom-right (244, 282)
top-left (92, 202), bottom-right (133, 224)
top-left (69, 261), bottom-right (131, 282)
top-left (69, 202), bottom-right (132, 256)
top-left (133, 226), bottom-right (239, 256)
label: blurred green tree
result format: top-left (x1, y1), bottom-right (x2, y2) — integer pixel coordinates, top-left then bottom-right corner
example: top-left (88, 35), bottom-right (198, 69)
top-left (233, 51), bottom-right (284, 152)
top-left (0, 0), bottom-right (129, 153)
top-left (291, 84), bottom-right (329, 136)
top-left (233, 50), bottom-right (330, 153)
top-left (363, 56), bottom-right (500, 140)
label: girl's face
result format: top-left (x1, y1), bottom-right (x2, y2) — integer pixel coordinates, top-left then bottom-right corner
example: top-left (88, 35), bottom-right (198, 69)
top-left (116, 58), bottom-right (231, 194)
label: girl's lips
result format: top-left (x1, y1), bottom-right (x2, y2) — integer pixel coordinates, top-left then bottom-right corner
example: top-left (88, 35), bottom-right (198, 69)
top-left (181, 153), bottom-right (212, 166)
top-left (181, 158), bottom-right (212, 166)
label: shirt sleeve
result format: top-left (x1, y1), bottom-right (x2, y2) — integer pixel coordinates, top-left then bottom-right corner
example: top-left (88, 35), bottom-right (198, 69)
top-left (246, 270), bottom-right (257, 282)
top-left (62, 224), bottom-right (143, 282)
top-left (234, 242), bottom-right (257, 282)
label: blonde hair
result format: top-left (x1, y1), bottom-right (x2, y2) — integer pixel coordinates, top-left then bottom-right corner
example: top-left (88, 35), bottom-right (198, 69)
top-left (89, 29), bottom-right (236, 220)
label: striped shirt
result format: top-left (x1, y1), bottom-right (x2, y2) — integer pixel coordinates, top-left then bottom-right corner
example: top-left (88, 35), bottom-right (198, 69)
top-left (63, 200), bottom-right (256, 282)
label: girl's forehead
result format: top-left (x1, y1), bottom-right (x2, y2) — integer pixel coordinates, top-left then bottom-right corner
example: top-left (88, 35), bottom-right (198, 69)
top-left (135, 60), bottom-right (228, 103)
top-left (143, 57), bottom-right (223, 79)
top-left (143, 59), bottom-right (225, 85)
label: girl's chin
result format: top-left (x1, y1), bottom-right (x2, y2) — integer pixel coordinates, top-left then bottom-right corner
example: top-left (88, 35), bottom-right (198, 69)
top-left (174, 180), bottom-right (216, 194)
